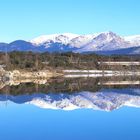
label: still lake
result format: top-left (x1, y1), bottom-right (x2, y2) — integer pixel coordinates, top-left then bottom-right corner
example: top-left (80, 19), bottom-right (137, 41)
top-left (0, 77), bottom-right (140, 140)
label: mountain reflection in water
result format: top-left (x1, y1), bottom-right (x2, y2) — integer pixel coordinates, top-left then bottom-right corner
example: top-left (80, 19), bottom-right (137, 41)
top-left (0, 77), bottom-right (140, 112)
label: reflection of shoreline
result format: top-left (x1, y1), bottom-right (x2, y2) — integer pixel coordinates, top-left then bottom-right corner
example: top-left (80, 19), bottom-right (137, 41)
top-left (99, 81), bottom-right (140, 85)
top-left (63, 70), bottom-right (140, 78)
top-left (0, 77), bottom-right (140, 95)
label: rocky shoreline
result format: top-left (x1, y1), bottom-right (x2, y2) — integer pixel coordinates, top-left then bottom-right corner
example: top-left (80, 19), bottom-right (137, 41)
top-left (0, 67), bottom-right (63, 82)
top-left (0, 66), bottom-right (140, 85)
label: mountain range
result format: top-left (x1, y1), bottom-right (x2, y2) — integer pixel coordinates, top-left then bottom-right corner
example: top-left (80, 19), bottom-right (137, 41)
top-left (0, 31), bottom-right (140, 55)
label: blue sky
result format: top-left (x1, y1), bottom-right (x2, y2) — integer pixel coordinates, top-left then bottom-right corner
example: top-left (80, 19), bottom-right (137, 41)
top-left (0, 0), bottom-right (140, 42)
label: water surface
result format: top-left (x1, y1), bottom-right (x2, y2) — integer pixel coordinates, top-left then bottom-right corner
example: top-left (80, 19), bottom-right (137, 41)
top-left (0, 77), bottom-right (140, 140)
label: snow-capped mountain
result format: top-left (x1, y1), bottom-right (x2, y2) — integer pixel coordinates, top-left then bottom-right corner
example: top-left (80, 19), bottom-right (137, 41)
top-left (75, 32), bottom-right (131, 52)
top-left (29, 31), bottom-right (140, 53)
top-left (0, 31), bottom-right (140, 54)
top-left (0, 88), bottom-right (140, 111)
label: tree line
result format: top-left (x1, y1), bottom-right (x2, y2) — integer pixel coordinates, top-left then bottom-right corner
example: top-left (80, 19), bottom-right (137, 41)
top-left (0, 51), bottom-right (139, 71)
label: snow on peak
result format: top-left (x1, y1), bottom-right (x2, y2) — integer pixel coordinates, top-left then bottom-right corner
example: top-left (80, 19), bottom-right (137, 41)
top-left (30, 31), bottom-right (123, 46)
top-left (31, 33), bottom-right (79, 45)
